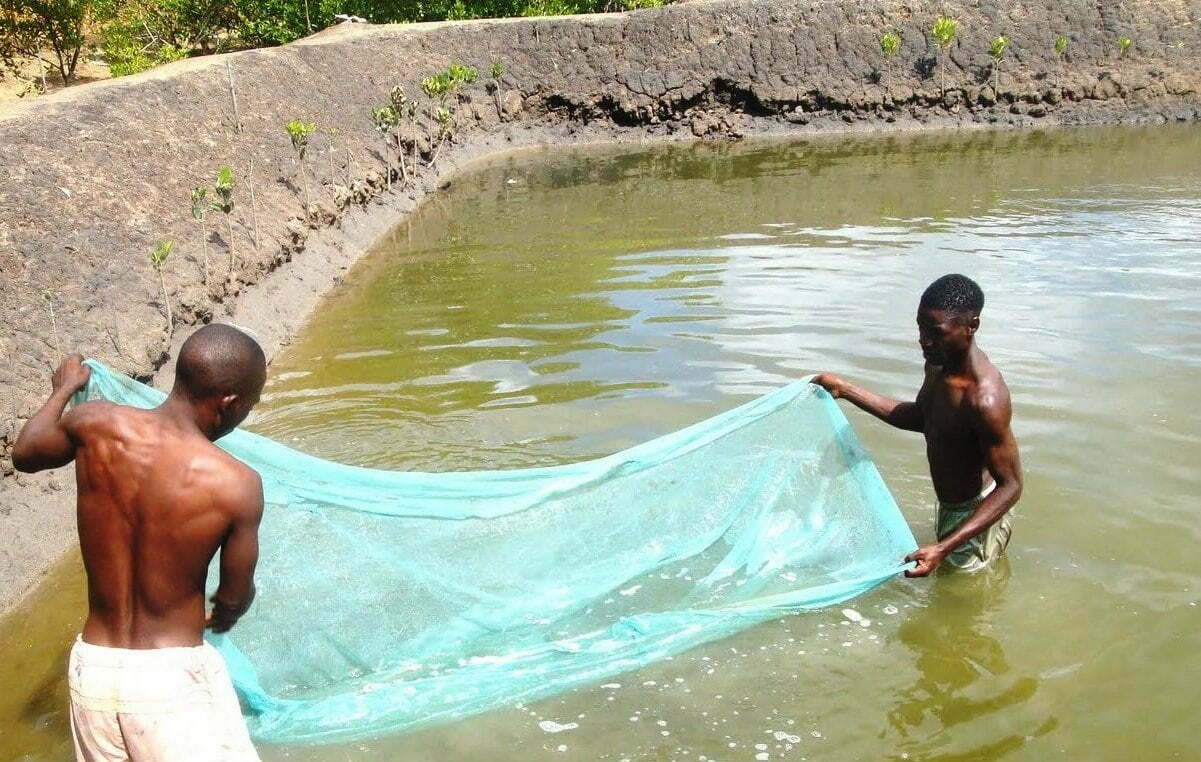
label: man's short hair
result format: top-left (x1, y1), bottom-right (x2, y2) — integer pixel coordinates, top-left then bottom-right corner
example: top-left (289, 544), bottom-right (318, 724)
top-left (175, 324), bottom-right (266, 400)
top-left (919, 274), bottom-right (984, 317)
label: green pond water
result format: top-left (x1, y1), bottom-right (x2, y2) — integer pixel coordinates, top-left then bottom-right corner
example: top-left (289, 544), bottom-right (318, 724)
top-left (4, 125), bottom-right (1201, 761)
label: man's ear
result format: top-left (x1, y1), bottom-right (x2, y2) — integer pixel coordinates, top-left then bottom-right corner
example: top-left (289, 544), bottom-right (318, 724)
top-left (967, 314), bottom-right (980, 335)
top-left (219, 393), bottom-right (239, 415)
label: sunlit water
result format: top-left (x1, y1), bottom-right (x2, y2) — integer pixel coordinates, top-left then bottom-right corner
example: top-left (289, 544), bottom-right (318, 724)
top-left (4, 125), bottom-right (1200, 761)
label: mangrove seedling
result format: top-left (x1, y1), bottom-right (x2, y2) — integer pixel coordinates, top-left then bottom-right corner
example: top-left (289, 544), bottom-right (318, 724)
top-left (284, 119), bottom-right (318, 207)
top-left (447, 63), bottom-right (478, 85)
top-left (989, 35), bottom-right (1010, 93)
top-left (429, 106), bottom-right (453, 166)
top-left (1117, 36), bottom-right (1132, 59)
top-left (489, 61), bottom-right (506, 114)
top-left (420, 72), bottom-right (454, 101)
top-left (879, 31), bottom-right (901, 87)
top-left (212, 166), bottom-right (236, 275)
top-left (1054, 35), bottom-right (1069, 88)
top-left (41, 289), bottom-right (61, 361)
top-left (389, 86), bottom-right (416, 183)
top-left (371, 105), bottom-right (399, 190)
top-left (190, 186), bottom-right (210, 285)
top-left (149, 240), bottom-right (174, 336)
top-left (931, 16), bottom-right (959, 95)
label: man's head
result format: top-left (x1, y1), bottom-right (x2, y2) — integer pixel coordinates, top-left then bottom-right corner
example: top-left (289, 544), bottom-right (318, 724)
top-left (916, 274), bottom-right (984, 366)
top-left (173, 324), bottom-right (266, 439)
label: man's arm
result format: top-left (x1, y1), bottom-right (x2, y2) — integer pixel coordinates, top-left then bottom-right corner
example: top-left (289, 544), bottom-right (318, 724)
top-left (12, 354), bottom-right (92, 473)
top-left (207, 469), bottom-right (264, 633)
top-left (905, 387), bottom-right (1023, 577)
top-left (811, 373), bottom-right (924, 433)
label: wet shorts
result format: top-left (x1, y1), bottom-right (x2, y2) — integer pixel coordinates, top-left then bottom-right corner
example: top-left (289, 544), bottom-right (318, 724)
top-left (68, 636), bottom-right (259, 762)
top-left (936, 481), bottom-right (1014, 573)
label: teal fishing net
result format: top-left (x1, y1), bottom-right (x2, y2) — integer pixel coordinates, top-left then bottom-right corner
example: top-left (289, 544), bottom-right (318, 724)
top-left (79, 360), bottom-right (915, 745)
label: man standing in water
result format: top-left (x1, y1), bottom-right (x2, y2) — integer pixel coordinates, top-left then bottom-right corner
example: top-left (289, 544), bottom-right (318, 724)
top-left (14, 324), bottom-right (266, 760)
top-left (812, 274), bottom-right (1023, 576)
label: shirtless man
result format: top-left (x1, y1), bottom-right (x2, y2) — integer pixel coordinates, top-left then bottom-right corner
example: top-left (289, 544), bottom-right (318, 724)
top-left (812, 274), bottom-right (1023, 576)
top-left (14, 323), bottom-right (267, 761)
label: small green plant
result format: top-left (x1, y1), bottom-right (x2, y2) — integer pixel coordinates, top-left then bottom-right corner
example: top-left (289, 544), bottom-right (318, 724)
top-left (420, 72), bottom-right (454, 100)
top-left (189, 186), bottom-right (210, 285)
top-left (212, 166), bottom-right (236, 275)
top-left (429, 106), bottom-right (454, 165)
top-left (371, 105), bottom-right (399, 189)
top-left (989, 35), bottom-right (1010, 92)
top-left (447, 63), bottom-right (478, 84)
top-left (931, 16), bottom-right (959, 95)
top-left (488, 60), bottom-right (506, 114)
top-left (420, 64), bottom-right (478, 165)
top-left (1054, 35), bottom-right (1069, 88)
top-left (879, 31), bottom-right (901, 87)
top-left (1117, 36), bottom-right (1132, 58)
top-left (389, 86), bottom-right (416, 183)
top-left (149, 239), bottom-right (174, 336)
top-left (284, 119), bottom-right (317, 207)
top-left (1054, 34), bottom-right (1069, 59)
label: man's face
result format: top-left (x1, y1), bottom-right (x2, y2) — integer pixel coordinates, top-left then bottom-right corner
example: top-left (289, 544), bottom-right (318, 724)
top-left (916, 308), bottom-right (976, 366)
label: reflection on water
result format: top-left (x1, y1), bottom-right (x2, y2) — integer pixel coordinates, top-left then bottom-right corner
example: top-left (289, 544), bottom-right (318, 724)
top-left (3, 125), bottom-right (1201, 761)
top-left (886, 563), bottom-right (1055, 761)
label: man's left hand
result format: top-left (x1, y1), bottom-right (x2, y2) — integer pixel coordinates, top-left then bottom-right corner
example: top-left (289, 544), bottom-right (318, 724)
top-left (904, 544), bottom-right (947, 577)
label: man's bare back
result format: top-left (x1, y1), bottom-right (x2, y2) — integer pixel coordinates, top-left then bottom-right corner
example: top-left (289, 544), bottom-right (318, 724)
top-left (69, 400), bottom-right (262, 648)
top-left (812, 274), bottom-right (1023, 577)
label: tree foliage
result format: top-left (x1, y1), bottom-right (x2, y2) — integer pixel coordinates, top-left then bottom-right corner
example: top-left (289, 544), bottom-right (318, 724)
top-left (0, 0), bottom-right (94, 85)
top-left (94, 0), bottom-right (665, 77)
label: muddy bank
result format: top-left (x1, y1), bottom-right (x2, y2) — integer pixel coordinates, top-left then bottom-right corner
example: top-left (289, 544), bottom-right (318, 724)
top-left (2, 0), bottom-right (1200, 611)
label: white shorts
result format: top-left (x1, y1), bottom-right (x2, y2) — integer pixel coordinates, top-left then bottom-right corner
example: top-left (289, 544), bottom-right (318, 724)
top-left (68, 637), bottom-right (260, 762)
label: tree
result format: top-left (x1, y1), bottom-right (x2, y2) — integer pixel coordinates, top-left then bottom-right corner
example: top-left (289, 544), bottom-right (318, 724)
top-left (1, 0), bottom-right (93, 86)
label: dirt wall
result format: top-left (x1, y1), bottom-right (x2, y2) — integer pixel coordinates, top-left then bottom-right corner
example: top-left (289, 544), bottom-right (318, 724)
top-left (2, 0), bottom-right (1199, 610)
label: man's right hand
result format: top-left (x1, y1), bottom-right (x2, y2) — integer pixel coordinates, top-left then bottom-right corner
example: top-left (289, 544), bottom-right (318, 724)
top-left (51, 353), bottom-right (91, 395)
top-left (206, 595), bottom-right (245, 634)
top-left (811, 373), bottom-right (845, 399)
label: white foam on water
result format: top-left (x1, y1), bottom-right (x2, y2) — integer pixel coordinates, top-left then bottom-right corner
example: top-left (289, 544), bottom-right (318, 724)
top-left (539, 721), bottom-right (579, 733)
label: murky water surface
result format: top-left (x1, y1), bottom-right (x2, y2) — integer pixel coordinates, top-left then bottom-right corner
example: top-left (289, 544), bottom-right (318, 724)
top-left (4, 125), bottom-right (1201, 761)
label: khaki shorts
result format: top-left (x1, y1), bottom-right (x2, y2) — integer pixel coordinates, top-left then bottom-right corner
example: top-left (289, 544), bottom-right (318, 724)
top-left (936, 481), bottom-right (1014, 573)
top-left (68, 637), bottom-right (259, 762)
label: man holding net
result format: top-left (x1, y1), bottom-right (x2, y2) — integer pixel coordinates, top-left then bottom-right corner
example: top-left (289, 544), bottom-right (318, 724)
top-left (14, 324), bottom-right (266, 761)
top-left (811, 274), bottom-right (1023, 576)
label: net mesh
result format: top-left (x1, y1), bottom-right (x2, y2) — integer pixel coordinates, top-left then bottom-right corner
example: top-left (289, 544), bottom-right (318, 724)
top-left (79, 360), bottom-right (915, 744)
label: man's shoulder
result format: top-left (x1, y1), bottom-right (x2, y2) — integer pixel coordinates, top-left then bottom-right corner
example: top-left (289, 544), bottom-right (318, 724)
top-left (967, 359), bottom-right (1012, 425)
top-left (187, 443), bottom-right (263, 513)
top-left (64, 400), bottom-right (144, 437)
